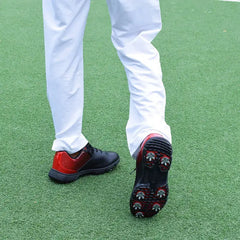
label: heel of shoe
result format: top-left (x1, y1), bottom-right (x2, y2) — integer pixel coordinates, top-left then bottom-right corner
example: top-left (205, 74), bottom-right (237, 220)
top-left (48, 168), bottom-right (78, 183)
top-left (143, 137), bottom-right (172, 172)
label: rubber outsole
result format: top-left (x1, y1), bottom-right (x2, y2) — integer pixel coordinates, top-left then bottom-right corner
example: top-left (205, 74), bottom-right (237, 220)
top-left (130, 137), bottom-right (172, 218)
top-left (48, 157), bottom-right (120, 183)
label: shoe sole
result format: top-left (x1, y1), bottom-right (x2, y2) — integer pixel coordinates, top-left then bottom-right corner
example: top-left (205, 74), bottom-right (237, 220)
top-left (130, 137), bottom-right (172, 218)
top-left (48, 157), bottom-right (120, 184)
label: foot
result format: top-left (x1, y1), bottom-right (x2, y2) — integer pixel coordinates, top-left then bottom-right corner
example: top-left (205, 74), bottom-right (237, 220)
top-left (48, 143), bottom-right (120, 183)
top-left (130, 134), bottom-right (172, 218)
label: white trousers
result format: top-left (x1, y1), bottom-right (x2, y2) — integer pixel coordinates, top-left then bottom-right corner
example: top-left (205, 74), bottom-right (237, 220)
top-left (42, 0), bottom-right (171, 157)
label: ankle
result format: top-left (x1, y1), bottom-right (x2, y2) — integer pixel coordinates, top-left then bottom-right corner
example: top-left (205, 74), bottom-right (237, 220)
top-left (68, 143), bottom-right (89, 159)
top-left (69, 150), bottom-right (81, 159)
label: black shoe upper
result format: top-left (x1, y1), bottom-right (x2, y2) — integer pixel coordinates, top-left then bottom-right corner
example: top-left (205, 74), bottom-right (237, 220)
top-left (80, 143), bottom-right (119, 171)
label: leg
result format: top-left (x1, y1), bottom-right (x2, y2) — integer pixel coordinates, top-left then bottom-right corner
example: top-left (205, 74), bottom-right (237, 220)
top-left (106, 0), bottom-right (173, 218)
top-left (42, 0), bottom-right (90, 154)
top-left (43, 0), bottom-right (120, 183)
top-left (106, 0), bottom-right (171, 157)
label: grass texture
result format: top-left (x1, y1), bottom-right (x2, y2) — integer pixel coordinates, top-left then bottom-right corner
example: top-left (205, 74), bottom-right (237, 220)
top-left (0, 0), bottom-right (239, 239)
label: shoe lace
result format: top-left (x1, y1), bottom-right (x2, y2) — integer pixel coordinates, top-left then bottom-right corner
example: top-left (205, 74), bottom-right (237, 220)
top-left (85, 143), bottom-right (102, 155)
top-left (130, 168), bottom-right (136, 175)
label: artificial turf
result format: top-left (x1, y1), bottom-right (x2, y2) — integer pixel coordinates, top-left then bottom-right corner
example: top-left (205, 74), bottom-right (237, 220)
top-left (0, 0), bottom-right (239, 239)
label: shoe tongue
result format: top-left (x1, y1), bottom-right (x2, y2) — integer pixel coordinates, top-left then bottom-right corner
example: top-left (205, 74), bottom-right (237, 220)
top-left (84, 143), bottom-right (94, 155)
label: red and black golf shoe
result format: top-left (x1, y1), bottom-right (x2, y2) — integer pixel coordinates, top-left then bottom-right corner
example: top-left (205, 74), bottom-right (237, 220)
top-left (130, 134), bottom-right (173, 218)
top-left (48, 143), bottom-right (120, 183)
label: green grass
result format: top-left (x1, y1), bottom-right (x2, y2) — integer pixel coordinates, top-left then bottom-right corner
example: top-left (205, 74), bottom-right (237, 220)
top-left (0, 0), bottom-right (239, 239)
